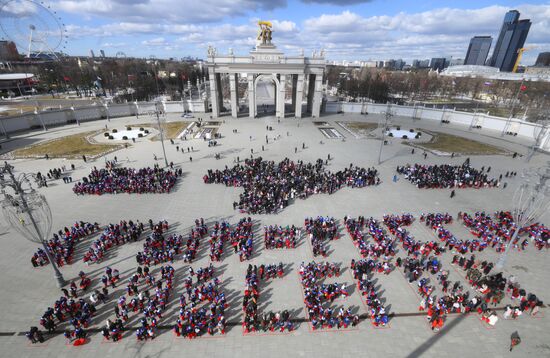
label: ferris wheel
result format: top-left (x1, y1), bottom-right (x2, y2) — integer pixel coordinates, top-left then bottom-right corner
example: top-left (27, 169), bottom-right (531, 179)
top-left (0, 0), bottom-right (68, 60)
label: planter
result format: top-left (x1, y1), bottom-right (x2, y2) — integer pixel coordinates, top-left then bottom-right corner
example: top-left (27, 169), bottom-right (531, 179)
top-left (139, 127), bottom-right (144, 131)
top-left (402, 135), bottom-right (408, 139)
top-left (396, 126), bottom-right (401, 130)
top-left (112, 129), bottom-right (118, 133)
top-left (144, 130), bottom-right (150, 134)
top-left (108, 135), bottom-right (114, 140)
top-left (122, 136), bottom-right (128, 140)
top-left (409, 129), bottom-right (414, 133)
top-left (104, 132), bottom-right (110, 137)
top-left (138, 133), bottom-right (143, 138)
top-left (388, 132), bottom-right (393, 137)
top-left (126, 127), bottom-right (132, 131)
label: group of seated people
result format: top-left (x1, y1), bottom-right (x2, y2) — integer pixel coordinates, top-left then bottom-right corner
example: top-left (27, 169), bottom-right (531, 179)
top-left (31, 222), bottom-right (100, 268)
top-left (83, 220), bottom-right (144, 264)
top-left (230, 217), bottom-right (254, 261)
top-left (384, 214), bottom-right (444, 258)
top-left (396, 163), bottom-right (499, 189)
top-left (123, 265), bottom-right (175, 341)
top-left (305, 217), bottom-right (338, 257)
top-left (73, 164), bottom-right (181, 195)
top-left (209, 221), bottom-right (230, 262)
top-left (174, 265), bottom-right (227, 338)
top-left (299, 262), bottom-right (358, 330)
top-left (351, 259), bottom-right (390, 327)
top-left (203, 157), bottom-right (379, 214)
top-left (264, 225), bottom-right (300, 249)
top-left (38, 273), bottom-right (100, 345)
top-left (243, 264), bottom-right (293, 333)
top-left (345, 216), bottom-right (396, 259)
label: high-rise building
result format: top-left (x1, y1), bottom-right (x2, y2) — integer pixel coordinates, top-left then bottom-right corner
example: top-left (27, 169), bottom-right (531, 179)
top-left (89, 49), bottom-right (95, 58)
top-left (412, 59), bottom-right (430, 69)
top-left (430, 57), bottom-right (448, 71)
top-left (100, 50), bottom-right (106, 58)
top-left (464, 36), bottom-right (492, 65)
top-left (535, 52), bottom-right (550, 67)
top-left (489, 10), bottom-right (531, 72)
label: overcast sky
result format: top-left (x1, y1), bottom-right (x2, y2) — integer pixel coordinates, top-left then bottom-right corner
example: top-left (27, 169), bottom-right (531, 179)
top-left (1, 0), bottom-right (549, 65)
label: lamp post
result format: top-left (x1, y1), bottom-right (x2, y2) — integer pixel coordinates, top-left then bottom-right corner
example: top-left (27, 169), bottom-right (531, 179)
top-left (526, 119), bottom-right (550, 163)
top-left (495, 163), bottom-right (550, 270)
top-left (153, 102), bottom-right (169, 167)
top-left (378, 102), bottom-right (393, 165)
top-left (0, 162), bottom-right (65, 287)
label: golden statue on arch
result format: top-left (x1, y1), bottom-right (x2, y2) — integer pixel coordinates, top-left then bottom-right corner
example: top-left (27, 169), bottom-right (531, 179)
top-left (257, 20), bottom-right (273, 46)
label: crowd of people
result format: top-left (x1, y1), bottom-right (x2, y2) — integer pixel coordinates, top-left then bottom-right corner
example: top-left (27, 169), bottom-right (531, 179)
top-left (396, 164), bottom-right (499, 189)
top-left (114, 265), bottom-right (175, 341)
top-left (453, 254), bottom-right (544, 322)
top-left (31, 222), bottom-right (100, 268)
top-left (345, 216), bottom-right (396, 260)
top-left (73, 164), bottom-right (181, 195)
top-left (383, 213), bottom-right (475, 331)
top-left (305, 217), bottom-right (338, 257)
top-left (243, 264), bottom-right (293, 333)
top-left (383, 214), bottom-right (445, 258)
top-left (263, 225), bottom-right (300, 249)
top-left (137, 223), bottom-right (182, 266)
top-left (203, 157), bottom-right (379, 214)
top-left (174, 264), bottom-right (227, 338)
top-left (351, 259), bottom-right (390, 327)
top-left (83, 220), bottom-right (145, 264)
top-left (209, 221), bottom-right (230, 261)
top-left (36, 271), bottom-right (99, 345)
top-left (230, 217), bottom-right (254, 261)
top-left (299, 262), bottom-right (358, 330)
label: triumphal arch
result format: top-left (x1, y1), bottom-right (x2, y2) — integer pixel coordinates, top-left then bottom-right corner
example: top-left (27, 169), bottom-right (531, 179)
top-left (206, 21), bottom-right (326, 118)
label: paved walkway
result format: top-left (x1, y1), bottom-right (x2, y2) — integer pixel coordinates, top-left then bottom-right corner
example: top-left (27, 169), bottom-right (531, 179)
top-left (0, 113), bottom-right (548, 358)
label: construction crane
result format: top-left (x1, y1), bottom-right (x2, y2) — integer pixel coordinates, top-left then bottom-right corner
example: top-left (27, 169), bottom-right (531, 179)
top-left (513, 45), bottom-right (536, 73)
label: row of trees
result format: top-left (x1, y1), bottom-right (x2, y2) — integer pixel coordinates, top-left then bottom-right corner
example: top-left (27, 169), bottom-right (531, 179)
top-left (329, 65), bottom-right (550, 121)
top-left (6, 57), bottom-right (205, 102)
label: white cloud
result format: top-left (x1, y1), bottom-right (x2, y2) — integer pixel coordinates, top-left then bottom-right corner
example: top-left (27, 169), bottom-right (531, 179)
top-left (301, 5), bottom-right (550, 63)
top-left (142, 37), bottom-right (168, 47)
top-left (59, 3), bottom-right (550, 65)
top-left (54, 0), bottom-right (286, 23)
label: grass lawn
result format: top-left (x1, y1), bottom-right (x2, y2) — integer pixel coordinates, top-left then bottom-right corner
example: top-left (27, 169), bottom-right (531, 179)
top-left (134, 121), bottom-right (191, 140)
top-left (341, 122), bottom-right (378, 136)
top-left (414, 130), bottom-right (507, 155)
top-left (12, 131), bottom-right (121, 159)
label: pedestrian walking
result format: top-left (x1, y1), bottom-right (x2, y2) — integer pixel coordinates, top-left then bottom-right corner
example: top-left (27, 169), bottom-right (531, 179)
top-left (510, 332), bottom-right (521, 351)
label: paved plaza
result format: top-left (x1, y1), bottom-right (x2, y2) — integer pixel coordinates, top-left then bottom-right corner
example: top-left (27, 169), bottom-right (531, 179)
top-left (0, 112), bottom-right (548, 358)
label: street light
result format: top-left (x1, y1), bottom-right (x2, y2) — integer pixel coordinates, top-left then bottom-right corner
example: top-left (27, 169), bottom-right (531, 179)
top-left (377, 102), bottom-right (393, 165)
top-left (0, 162), bottom-right (66, 287)
top-left (495, 162), bottom-right (550, 270)
top-left (526, 119), bottom-right (550, 163)
top-left (153, 102), bottom-right (169, 167)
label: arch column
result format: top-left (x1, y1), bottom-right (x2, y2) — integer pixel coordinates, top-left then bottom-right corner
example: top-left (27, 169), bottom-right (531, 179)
top-left (229, 74), bottom-right (239, 118)
top-left (312, 74), bottom-right (323, 118)
top-left (247, 74), bottom-right (255, 118)
top-left (294, 74), bottom-right (304, 118)
top-left (278, 74), bottom-right (286, 118)
top-left (208, 67), bottom-right (220, 117)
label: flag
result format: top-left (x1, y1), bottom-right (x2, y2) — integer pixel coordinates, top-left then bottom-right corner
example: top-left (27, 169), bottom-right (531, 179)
top-left (127, 74), bottom-right (136, 81)
top-left (63, 76), bottom-right (71, 82)
top-left (520, 84), bottom-right (527, 91)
